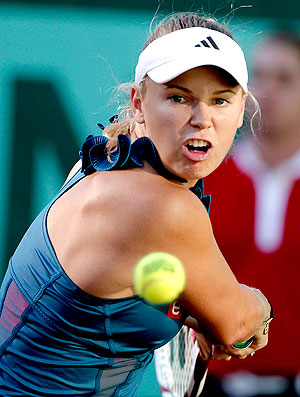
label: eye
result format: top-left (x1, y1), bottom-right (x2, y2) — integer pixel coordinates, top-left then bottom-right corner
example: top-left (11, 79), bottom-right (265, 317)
top-left (169, 95), bottom-right (186, 103)
top-left (215, 98), bottom-right (229, 106)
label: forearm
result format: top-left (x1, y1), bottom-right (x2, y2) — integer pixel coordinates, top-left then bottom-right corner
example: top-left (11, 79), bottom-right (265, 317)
top-left (237, 284), bottom-right (273, 342)
top-left (185, 285), bottom-right (274, 361)
top-left (226, 284), bottom-right (273, 344)
top-left (185, 283), bottom-right (273, 342)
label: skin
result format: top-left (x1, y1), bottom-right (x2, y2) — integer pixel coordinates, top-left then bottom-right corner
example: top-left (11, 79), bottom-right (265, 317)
top-left (47, 65), bottom-right (269, 361)
top-left (251, 40), bottom-right (300, 167)
top-left (131, 67), bottom-right (247, 186)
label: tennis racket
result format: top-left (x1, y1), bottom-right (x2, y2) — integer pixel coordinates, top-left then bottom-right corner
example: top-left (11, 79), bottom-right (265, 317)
top-left (154, 325), bottom-right (211, 397)
top-left (154, 326), bottom-right (254, 397)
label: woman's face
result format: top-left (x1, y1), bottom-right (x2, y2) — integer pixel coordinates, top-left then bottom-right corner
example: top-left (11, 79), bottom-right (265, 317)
top-left (131, 66), bottom-right (247, 186)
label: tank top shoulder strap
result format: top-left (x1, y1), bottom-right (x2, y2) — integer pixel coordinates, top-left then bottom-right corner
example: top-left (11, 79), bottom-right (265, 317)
top-left (48, 168), bottom-right (85, 207)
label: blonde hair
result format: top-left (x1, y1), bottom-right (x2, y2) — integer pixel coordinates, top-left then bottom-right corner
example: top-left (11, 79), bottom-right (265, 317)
top-left (103, 12), bottom-right (259, 152)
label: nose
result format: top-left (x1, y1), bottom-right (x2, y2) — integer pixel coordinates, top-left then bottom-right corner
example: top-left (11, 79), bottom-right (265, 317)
top-left (190, 101), bottom-right (212, 129)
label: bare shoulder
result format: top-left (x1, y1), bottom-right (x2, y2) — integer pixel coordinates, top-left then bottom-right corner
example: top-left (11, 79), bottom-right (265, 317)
top-left (72, 167), bottom-right (213, 259)
top-left (62, 160), bottom-right (82, 186)
top-left (49, 167), bottom-right (217, 300)
top-left (114, 170), bottom-right (214, 255)
top-left (117, 171), bottom-right (210, 230)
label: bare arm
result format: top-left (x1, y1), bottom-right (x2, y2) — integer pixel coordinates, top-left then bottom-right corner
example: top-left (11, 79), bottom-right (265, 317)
top-left (144, 185), bottom-right (272, 347)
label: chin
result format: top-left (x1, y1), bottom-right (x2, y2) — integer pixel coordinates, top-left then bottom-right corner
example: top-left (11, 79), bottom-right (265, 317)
top-left (190, 164), bottom-right (217, 181)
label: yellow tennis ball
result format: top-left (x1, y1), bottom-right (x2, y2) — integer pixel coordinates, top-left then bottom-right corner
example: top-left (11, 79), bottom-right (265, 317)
top-left (134, 252), bottom-right (186, 304)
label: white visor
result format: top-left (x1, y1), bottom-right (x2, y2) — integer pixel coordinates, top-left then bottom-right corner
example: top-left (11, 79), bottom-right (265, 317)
top-left (135, 27), bottom-right (248, 92)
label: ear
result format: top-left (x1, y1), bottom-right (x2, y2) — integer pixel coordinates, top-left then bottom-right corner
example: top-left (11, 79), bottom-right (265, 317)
top-left (237, 93), bottom-right (248, 128)
top-left (131, 87), bottom-right (145, 124)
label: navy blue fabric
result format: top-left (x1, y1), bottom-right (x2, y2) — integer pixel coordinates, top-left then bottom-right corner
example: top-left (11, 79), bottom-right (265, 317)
top-left (80, 134), bottom-right (211, 212)
top-left (0, 134), bottom-right (210, 396)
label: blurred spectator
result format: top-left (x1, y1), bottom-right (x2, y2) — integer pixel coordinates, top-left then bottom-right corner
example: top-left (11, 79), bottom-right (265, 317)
top-left (203, 32), bottom-right (300, 396)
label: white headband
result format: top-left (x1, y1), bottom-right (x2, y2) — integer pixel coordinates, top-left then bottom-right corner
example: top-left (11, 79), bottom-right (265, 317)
top-left (135, 27), bottom-right (248, 92)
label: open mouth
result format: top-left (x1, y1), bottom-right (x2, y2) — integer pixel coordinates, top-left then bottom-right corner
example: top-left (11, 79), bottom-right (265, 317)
top-left (185, 139), bottom-right (211, 153)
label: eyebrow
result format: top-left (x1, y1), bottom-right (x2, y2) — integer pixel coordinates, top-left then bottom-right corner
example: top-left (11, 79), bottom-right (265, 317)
top-left (165, 84), bottom-right (238, 95)
top-left (165, 84), bottom-right (193, 93)
top-left (214, 88), bottom-right (238, 95)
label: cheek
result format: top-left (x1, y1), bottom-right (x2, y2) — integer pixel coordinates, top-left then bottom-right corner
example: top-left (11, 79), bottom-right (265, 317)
top-left (217, 117), bottom-right (240, 149)
top-left (218, 111), bottom-right (241, 131)
top-left (144, 103), bottom-right (185, 133)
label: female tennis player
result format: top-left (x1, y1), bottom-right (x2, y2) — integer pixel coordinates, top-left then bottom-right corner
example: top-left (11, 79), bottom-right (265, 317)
top-left (0, 12), bottom-right (273, 396)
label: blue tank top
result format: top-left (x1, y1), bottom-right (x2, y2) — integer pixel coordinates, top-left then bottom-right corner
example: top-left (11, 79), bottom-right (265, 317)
top-left (0, 135), bottom-right (210, 396)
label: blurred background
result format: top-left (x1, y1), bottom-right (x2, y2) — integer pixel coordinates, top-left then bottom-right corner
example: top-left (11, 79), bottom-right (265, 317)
top-left (1, 1), bottom-right (299, 395)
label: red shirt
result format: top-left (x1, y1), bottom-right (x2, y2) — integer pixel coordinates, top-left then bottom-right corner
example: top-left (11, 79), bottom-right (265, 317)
top-left (205, 139), bottom-right (300, 377)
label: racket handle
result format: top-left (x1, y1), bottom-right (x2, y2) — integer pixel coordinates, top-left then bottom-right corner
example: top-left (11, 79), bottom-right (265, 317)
top-left (232, 337), bottom-right (254, 349)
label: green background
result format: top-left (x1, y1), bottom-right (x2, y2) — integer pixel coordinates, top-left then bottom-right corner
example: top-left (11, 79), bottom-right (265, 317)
top-left (0, 1), bottom-right (299, 395)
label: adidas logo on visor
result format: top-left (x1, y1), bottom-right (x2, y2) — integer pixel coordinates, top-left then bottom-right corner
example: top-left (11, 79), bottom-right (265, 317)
top-left (195, 36), bottom-right (219, 50)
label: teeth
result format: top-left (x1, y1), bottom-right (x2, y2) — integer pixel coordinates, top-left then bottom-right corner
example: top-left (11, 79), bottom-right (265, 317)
top-left (187, 139), bottom-right (209, 148)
